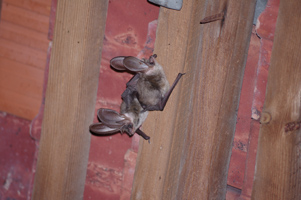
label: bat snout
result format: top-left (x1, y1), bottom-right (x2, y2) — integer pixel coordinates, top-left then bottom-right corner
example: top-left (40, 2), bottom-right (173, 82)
top-left (148, 54), bottom-right (157, 65)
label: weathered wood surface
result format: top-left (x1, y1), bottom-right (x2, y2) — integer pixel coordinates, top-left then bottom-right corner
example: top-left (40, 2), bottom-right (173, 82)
top-left (32, 0), bottom-right (108, 199)
top-left (131, 0), bottom-right (256, 199)
top-left (0, 0), bottom-right (50, 120)
top-left (252, 1), bottom-right (301, 199)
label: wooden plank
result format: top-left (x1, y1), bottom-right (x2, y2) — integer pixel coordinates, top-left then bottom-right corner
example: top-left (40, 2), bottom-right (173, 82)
top-left (0, 38), bottom-right (47, 69)
top-left (252, 1), bottom-right (301, 199)
top-left (0, 89), bottom-right (41, 120)
top-left (31, 0), bottom-right (108, 199)
top-left (131, 0), bottom-right (256, 199)
top-left (1, 3), bottom-right (49, 33)
top-left (0, 57), bottom-right (44, 80)
top-left (0, 21), bottom-right (49, 52)
top-left (0, 57), bottom-right (44, 119)
top-left (3, 0), bottom-right (51, 16)
top-left (0, 58), bottom-right (43, 100)
top-left (0, 0), bottom-right (50, 120)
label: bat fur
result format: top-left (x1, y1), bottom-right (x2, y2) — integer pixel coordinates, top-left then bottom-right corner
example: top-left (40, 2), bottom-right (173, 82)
top-left (89, 54), bottom-right (184, 142)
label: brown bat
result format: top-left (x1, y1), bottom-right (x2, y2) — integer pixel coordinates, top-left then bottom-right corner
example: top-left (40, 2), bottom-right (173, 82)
top-left (111, 54), bottom-right (185, 111)
top-left (89, 54), bottom-right (184, 142)
top-left (89, 99), bottom-right (150, 141)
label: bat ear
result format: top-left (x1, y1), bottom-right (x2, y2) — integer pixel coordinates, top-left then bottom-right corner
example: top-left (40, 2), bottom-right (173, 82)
top-left (110, 56), bottom-right (127, 70)
top-left (89, 123), bottom-right (120, 135)
top-left (90, 109), bottom-right (134, 136)
top-left (97, 108), bottom-right (128, 126)
top-left (123, 56), bottom-right (149, 72)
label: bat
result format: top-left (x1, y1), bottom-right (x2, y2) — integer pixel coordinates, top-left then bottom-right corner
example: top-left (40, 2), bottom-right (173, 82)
top-left (89, 97), bottom-right (150, 141)
top-left (110, 54), bottom-right (185, 112)
top-left (89, 54), bottom-right (184, 142)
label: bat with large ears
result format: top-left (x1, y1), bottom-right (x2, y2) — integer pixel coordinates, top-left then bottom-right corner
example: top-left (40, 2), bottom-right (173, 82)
top-left (89, 96), bottom-right (151, 141)
top-left (110, 54), bottom-right (185, 112)
top-left (90, 54), bottom-right (184, 142)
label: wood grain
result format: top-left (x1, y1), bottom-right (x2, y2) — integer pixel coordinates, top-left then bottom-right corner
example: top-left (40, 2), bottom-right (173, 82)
top-left (0, 38), bottom-right (47, 69)
top-left (0, 64), bottom-right (43, 120)
top-left (131, 0), bottom-right (256, 199)
top-left (0, 88), bottom-right (41, 119)
top-left (1, 3), bottom-right (49, 33)
top-left (0, 0), bottom-right (50, 120)
top-left (0, 58), bottom-right (44, 100)
top-left (0, 21), bottom-right (49, 52)
top-left (31, 0), bottom-right (108, 199)
top-left (252, 1), bottom-right (301, 199)
top-left (3, 0), bottom-right (51, 16)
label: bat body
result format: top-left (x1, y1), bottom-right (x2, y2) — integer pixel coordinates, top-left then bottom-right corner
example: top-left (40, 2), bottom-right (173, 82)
top-left (112, 54), bottom-right (185, 111)
top-left (89, 54), bottom-right (184, 141)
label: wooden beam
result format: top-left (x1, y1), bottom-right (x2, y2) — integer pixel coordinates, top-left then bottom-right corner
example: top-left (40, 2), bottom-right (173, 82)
top-left (32, 0), bottom-right (108, 199)
top-left (131, 0), bottom-right (256, 199)
top-left (252, 1), bottom-right (301, 199)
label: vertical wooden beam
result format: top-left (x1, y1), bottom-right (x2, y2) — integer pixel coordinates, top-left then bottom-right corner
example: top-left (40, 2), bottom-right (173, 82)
top-left (252, 1), bottom-right (301, 199)
top-left (131, 0), bottom-right (256, 199)
top-left (32, 0), bottom-right (108, 199)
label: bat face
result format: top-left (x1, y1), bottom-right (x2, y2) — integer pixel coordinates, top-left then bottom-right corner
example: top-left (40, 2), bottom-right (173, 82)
top-left (89, 104), bottom-right (149, 137)
top-left (90, 88), bottom-right (150, 139)
top-left (90, 54), bottom-right (184, 142)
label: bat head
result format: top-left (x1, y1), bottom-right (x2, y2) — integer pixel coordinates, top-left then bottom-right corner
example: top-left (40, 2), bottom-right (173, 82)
top-left (90, 108), bottom-right (136, 136)
top-left (147, 54), bottom-right (157, 65)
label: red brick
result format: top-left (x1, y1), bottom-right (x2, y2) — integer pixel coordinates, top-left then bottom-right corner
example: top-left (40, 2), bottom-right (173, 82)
top-left (228, 149), bottom-right (247, 188)
top-left (120, 150), bottom-right (138, 200)
top-left (256, 0), bottom-right (280, 41)
top-left (0, 111), bottom-right (36, 200)
top-left (239, 121), bottom-right (260, 199)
